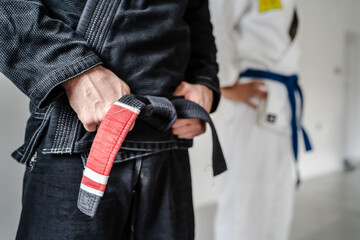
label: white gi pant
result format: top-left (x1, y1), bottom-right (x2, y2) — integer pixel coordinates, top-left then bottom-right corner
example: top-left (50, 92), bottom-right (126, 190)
top-left (215, 98), bottom-right (295, 240)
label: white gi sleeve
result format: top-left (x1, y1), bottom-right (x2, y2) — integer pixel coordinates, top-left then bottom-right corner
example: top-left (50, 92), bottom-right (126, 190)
top-left (210, 0), bottom-right (251, 87)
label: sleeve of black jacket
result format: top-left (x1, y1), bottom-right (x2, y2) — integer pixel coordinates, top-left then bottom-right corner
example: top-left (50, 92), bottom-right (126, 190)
top-left (184, 0), bottom-right (220, 113)
top-left (0, 0), bottom-right (102, 108)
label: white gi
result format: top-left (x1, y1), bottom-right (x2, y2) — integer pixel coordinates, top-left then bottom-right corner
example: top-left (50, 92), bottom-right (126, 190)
top-left (210, 0), bottom-right (301, 239)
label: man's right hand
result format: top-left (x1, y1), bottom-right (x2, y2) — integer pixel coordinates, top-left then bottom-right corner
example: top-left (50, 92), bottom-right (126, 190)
top-left (62, 65), bottom-right (130, 132)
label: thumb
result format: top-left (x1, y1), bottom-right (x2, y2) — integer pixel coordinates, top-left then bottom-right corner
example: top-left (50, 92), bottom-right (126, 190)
top-left (173, 81), bottom-right (188, 96)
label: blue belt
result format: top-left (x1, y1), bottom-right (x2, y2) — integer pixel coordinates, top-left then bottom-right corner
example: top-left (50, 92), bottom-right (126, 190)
top-left (239, 69), bottom-right (312, 162)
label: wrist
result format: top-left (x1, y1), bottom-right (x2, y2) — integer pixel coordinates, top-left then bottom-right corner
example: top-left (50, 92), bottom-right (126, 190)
top-left (62, 65), bottom-right (103, 91)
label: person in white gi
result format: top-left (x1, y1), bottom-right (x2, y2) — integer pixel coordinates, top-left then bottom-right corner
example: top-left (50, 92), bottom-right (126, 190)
top-left (210, 0), bottom-right (311, 239)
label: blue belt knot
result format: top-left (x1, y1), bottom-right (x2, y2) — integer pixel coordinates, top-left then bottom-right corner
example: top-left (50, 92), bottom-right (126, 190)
top-left (239, 69), bottom-right (312, 162)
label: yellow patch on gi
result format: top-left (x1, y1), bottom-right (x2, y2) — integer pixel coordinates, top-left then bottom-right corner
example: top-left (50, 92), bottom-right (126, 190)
top-left (259, 0), bottom-right (282, 13)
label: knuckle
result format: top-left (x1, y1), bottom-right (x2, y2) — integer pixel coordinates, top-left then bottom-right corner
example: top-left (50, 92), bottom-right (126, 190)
top-left (104, 105), bottom-right (111, 114)
top-left (84, 125), bottom-right (95, 132)
top-left (78, 113), bottom-right (87, 123)
top-left (96, 112), bottom-right (105, 123)
top-left (83, 120), bottom-right (96, 132)
top-left (123, 84), bottom-right (130, 94)
top-left (81, 115), bottom-right (96, 126)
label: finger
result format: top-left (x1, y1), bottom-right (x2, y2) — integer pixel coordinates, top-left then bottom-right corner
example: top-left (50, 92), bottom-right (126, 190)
top-left (253, 81), bottom-right (268, 93)
top-left (80, 113), bottom-right (100, 132)
top-left (176, 128), bottom-right (204, 139)
top-left (253, 89), bottom-right (268, 99)
top-left (244, 100), bottom-right (258, 109)
top-left (172, 120), bottom-right (205, 136)
top-left (122, 83), bottom-right (131, 95)
top-left (172, 124), bottom-right (201, 136)
top-left (176, 126), bottom-right (206, 139)
top-left (172, 123), bottom-right (196, 135)
top-left (173, 81), bottom-right (189, 96)
top-left (250, 81), bottom-right (265, 93)
top-left (129, 122), bottom-right (135, 131)
top-left (172, 119), bottom-right (193, 128)
top-left (84, 123), bottom-right (97, 132)
top-left (252, 79), bottom-right (266, 86)
top-left (172, 125), bottom-right (191, 136)
top-left (173, 81), bottom-right (185, 96)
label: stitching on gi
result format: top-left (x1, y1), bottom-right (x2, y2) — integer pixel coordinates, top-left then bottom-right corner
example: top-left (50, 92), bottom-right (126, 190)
top-left (84, 0), bottom-right (121, 53)
top-left (42, 148), bottom-right (72, 154)
top-left (59, 108), bottom-right (69, 150)
top-left (92, 0), bottom-right (113, 50)
top-left (33, 111), bottom-right (45, 116)
top-left (84, 0), bottom-right (102, 40)
top-left (97, 0), bottom-right (121, 53)
top-left (114, 150), bottom-right (162, 163)
top-left (62, 110), bottom-right (77, 153)
top-left (33, 115), bottom-right (45, 120)
top-left (68, 117), bottom-right (79, 153)
top-left (59, 109), bottom-right (70, 151)
top-left (86, 0), bottom-right (106, 47)
top-left (29, 54), bottom-right (98, 98)
top-left (21, 104), bottom-right (54, 164)
top-left (52, 106), bottom-right (63, 150)
top-left (48, 106), bottom-right (78, 154)
top-left (14, 150), bottom-right (24, 157)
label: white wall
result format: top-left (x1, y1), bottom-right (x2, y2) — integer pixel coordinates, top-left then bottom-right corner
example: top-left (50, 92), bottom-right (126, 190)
top-left (0, 74), bottom-right (29, 239)
top-left (343, 33), bottom-right (360, 161)
top-left (296, 0), bottom-right (360, 179)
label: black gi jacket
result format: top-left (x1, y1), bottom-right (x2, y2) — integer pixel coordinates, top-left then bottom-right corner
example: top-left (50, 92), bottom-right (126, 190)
top-left (0, 0), bottom-right (220, 165)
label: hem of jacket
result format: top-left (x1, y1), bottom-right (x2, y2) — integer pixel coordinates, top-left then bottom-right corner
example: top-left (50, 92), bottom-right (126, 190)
top-left (29, 54), bottom-right (102, 108)
top-left (188, 75), bottom-right (221, 113)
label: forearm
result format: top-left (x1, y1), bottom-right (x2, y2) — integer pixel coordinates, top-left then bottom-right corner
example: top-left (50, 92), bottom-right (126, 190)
top-left (0, 0), bottom-right (101, 108)
top-left (184, 0), bottom-right (220, 113)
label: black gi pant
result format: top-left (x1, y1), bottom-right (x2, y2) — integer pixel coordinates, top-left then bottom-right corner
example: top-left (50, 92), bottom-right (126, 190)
top-left (16, 143), bottom-right (194, 240)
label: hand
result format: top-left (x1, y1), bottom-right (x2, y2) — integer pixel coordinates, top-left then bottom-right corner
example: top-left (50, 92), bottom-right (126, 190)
top-left (171, 119), bottom-right (206, 140)
top-left (173, 81), bottom-right (213, 113)
top-left (62, 65), bottom-right (131, 132)
top-left (172, 81), bottom-right (214, 139)
top-left (221, 80), bottom-right (267, 109)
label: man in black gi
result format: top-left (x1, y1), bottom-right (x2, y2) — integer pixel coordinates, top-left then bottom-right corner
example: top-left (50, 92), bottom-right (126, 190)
top-left (0, 0), bottom-right (221, 239)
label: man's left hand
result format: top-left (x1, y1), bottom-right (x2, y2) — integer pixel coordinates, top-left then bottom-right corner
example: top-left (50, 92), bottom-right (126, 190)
top-left (172, 81), bottom-right (213, 139)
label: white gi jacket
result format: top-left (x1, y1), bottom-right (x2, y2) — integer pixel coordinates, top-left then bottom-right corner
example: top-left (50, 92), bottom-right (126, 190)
top-left (210, 0), bottom-right (301, 239)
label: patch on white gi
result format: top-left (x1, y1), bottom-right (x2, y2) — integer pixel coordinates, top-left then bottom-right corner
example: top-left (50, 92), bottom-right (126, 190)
top-left (259, 0), bottom-right (282, 13)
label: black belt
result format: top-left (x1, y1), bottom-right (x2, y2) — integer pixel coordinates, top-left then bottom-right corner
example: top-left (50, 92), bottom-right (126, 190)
top-left (78, 94), bottom-right (227, 217)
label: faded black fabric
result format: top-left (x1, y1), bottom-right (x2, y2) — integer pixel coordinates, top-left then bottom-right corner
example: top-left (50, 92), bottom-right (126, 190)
top-left (1, 0), bottom-right (220, 166)
top-left (16, 144), bottom-right (194, 240)
top-left (3, 1), bottom-right (220, 238)
top-left (0, 0), bottom-right (220, 109)
top-left (0, 0), bottom-right (102, 107)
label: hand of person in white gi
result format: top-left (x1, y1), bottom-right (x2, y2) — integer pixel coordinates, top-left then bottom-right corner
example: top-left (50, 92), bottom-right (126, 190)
top-left (221, 79), bottom-right (267, 109)
top-left (62, 65), bottom-right (131, 132)
top-left (172, 81), bottom-right (213, 139)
